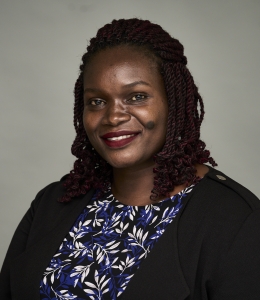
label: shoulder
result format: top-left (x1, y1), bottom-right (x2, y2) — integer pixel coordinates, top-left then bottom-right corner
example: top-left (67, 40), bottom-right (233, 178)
top-left (191, 166), bottom-right (260, 211)
top-left (30, 173), bottom-right (95, 215)
top-left (178, 166), bottom-right (260, 255)
top-left (37, 174), bottom-right (69, 198)
top-left (178, 167), bottom-right (260, 296)
top-left (28, 174), bottom-right (95, 231)
top-left (207, 166), bottom-right (259, 204)
top-left (30, 175), bottom-right (68, 212)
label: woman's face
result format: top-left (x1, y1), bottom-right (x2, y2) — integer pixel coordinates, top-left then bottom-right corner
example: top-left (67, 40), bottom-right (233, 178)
top-left (83, 45), bottom-right (168, 170)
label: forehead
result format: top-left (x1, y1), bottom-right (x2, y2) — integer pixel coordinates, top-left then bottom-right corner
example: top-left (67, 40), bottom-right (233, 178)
top-left (83, 45), bottom-right (161, 86)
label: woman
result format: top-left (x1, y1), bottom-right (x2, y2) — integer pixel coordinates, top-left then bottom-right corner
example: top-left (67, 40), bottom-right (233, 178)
top-left (1, 18), bottom-right (260, 300)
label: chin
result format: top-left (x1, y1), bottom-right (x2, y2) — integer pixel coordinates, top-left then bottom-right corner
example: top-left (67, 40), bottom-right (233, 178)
top-left (107, 160), bottom-right (136, 169)
top-left (106, 156), bottom-right (155, 170)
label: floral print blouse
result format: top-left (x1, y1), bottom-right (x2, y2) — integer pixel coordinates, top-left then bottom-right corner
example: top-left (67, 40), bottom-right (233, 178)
top-left (40, 184), bottom-right (195, 300)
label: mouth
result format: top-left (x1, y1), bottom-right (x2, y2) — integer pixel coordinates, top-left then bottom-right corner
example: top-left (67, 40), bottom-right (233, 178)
top-left (101, 131), bottom-right (140, 148)
top-left (107, 134), bottom-right (135, 141)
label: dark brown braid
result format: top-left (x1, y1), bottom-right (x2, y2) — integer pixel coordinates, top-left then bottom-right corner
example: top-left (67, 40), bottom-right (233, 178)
top-left (59, 18), bottom-right (216, 202)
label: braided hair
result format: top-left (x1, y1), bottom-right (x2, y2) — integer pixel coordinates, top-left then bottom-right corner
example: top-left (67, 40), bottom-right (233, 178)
top-left (60, 18), bottom-right (216, 202)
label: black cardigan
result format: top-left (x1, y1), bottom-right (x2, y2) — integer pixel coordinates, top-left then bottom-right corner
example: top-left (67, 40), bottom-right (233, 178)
top-left (1, 167), bottom-right (260, 300)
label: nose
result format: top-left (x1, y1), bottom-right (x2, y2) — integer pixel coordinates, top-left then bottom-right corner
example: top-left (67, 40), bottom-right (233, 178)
top-left (102, 100), bottom-right (131, 126)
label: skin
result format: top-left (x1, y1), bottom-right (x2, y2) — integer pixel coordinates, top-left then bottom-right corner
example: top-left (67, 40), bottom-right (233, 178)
top-left (83, 45), bottom-right (208, 205)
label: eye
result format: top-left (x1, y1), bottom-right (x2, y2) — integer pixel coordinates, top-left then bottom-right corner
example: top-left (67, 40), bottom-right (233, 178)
top-left (89, 99), bottom-right (105, 106)
top-left (130, 94), bottom-right (146, 101)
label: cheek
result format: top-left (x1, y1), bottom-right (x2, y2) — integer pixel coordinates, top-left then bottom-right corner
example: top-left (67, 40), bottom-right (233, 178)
top-left (129, 106), bottom-right (158, 127)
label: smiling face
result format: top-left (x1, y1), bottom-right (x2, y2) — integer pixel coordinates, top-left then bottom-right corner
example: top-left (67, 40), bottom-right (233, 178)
top-left (83, 45), bottom-right (168, 170)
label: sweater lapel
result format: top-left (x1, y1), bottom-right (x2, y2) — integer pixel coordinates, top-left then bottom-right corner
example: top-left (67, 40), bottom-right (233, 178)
top-left (120, 216), bottom-right (190, 300)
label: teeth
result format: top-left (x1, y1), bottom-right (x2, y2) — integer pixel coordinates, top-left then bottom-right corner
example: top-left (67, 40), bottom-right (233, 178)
top-left (107, 134), bottom-right (135, 141)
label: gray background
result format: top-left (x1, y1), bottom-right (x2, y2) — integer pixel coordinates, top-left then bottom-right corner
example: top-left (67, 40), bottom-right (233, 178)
top-left (0, 0), bottom-right (259, 266)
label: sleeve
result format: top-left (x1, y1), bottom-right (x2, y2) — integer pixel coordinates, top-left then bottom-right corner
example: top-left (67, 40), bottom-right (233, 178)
top-left (212, 209), bottom-right (260, 300)
top-left (0, 187), bottom-right (48, 299)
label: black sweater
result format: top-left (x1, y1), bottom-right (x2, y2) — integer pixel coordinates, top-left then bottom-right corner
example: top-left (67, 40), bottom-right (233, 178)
top-left (1, 167), bottom-right (260, 299)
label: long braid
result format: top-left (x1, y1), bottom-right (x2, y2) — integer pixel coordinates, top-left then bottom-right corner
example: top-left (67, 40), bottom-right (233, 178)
top-left (59, 18), bottom-right (216, 202)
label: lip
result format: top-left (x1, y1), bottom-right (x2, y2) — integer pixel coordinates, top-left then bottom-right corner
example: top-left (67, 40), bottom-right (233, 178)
top-left (100, 131), bottom-right (140, 148)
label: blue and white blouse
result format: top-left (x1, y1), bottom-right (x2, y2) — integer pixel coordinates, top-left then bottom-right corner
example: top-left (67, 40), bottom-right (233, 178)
top-left (40, 184), bottom-right (195, 300)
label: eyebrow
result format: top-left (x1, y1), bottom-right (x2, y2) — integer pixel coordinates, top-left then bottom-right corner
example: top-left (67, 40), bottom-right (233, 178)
top-left (122, 80), bottom-right (151, 88)
top-left (84, 80), bottom-right (151, 93)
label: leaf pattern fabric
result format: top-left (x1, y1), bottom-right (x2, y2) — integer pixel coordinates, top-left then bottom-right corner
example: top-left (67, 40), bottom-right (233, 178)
top-left (40, 184), bottom-right (195, 300)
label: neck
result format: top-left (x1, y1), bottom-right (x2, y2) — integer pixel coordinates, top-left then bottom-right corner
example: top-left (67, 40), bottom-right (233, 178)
top-left (111, 163), bottom-right (209, 206)
top-left (112, 163), bottom-right (156, 206)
